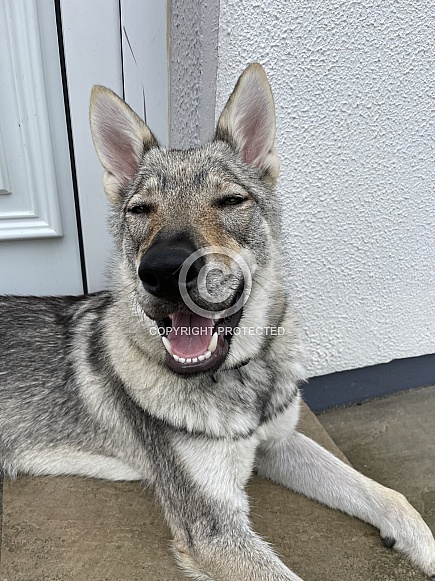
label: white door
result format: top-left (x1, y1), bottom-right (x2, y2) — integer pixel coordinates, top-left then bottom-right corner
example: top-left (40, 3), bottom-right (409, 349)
top-left (0, 0), bottom-right (83, 295)
top-left (0, 0), bottom-right (169, 295)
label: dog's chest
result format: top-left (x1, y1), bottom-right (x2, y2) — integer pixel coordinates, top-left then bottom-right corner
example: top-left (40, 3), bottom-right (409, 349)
top-left (121, 357), bottom-right (291, 440)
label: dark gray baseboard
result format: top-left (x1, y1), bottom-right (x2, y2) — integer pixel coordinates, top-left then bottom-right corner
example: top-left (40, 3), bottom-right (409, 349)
top-left (302, 353), bottom-right (435, 413)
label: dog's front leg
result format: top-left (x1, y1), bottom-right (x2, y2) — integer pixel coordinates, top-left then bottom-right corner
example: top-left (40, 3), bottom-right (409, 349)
top-left (153, 433), bottom-right (305, 581)
top-left (256, 411), bottom-right (435, 579)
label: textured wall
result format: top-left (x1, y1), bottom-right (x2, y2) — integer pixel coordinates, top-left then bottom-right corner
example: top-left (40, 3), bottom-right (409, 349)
top-left (170, 0), bottom-right (219, 148)
top-left (216, 0), bottom-right (435, 376)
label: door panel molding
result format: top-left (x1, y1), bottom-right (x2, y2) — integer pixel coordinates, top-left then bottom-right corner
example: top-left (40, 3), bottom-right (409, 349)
top-left (0, 0), bottom-right (63, 240)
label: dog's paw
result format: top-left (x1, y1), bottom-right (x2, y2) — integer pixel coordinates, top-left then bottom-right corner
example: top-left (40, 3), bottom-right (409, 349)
top-left (381, 536), bottom-right (396, 549)
top-left (379, 491), bottom-right (435, 579)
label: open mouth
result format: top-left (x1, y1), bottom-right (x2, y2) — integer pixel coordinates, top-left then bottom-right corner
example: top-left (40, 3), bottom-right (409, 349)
top-left (157, 308), bottom-right (243, 374)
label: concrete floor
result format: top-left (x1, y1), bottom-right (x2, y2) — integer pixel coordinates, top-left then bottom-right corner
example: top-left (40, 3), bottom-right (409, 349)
top-left (1, 389), bottom-right (434, 581)
top-left (318, 385), bottom-right (435, 549)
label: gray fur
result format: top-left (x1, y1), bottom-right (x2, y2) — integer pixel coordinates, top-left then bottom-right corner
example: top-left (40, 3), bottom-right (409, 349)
top-left (0, 64), bottom-right (434, 580)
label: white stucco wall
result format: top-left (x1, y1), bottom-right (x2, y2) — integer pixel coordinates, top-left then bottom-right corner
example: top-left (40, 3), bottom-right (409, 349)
top-left (216, 0), bottom-right (435, 377)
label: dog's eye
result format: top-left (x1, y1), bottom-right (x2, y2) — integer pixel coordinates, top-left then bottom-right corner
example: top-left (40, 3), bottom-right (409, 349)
top-left (219, 195), bottom-right (246, 207)
top-left (129, 204), bottom-right (151, 215)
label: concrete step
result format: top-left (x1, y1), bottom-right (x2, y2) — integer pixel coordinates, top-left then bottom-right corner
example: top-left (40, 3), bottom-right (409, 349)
top-left (0, 402), bottom-right (427, 580)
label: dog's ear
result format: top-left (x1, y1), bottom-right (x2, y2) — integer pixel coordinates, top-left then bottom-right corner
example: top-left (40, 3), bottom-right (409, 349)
top-left (215, 63), bottom-right (279, 185)
top-left (90, 86), bottom-right (158, 204)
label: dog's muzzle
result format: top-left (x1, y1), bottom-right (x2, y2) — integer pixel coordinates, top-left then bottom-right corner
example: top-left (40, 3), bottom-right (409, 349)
top-left (138, 232), bottom-right (244, 375)
top-left (138, 233), bottom-right (204, 303)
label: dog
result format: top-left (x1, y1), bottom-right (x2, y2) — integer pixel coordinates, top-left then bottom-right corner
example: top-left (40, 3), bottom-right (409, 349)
top-left (0, 63), bottom-right (434, 581)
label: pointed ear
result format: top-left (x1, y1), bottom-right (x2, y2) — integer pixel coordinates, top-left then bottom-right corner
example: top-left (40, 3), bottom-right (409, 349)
top-left (215, 63), bottom-right (279, 184)
top-left (90, 86), bottom-right (158, 204)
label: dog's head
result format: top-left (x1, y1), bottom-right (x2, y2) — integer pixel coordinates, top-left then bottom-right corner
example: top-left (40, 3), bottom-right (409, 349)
top-left (90, 64), bottom-right (285, 375)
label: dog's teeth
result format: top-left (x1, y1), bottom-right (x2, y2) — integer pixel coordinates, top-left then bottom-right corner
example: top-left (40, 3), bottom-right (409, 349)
top-left (173, 354), bottom-right (179, 362)
top-left (198, 354), bottom-right (205, 361)
top-left (186, 358), bottom-right (192, 364)
top-left (162, 337), bottom-right (173, 355)
top-left (204, 351), bottom-right (212, 360)
top-left (178, 357), bottom-right (186, 363)
top-left (192, 357), bottom-right (198, 363)
top-left (208, 332), bottom-right (218, 354)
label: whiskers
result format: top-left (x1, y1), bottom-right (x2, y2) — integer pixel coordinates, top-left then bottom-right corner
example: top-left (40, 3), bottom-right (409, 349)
top-left (116, 280), bottom-right (150, 327)
top-left (252, 272), bottom-right (284, 297)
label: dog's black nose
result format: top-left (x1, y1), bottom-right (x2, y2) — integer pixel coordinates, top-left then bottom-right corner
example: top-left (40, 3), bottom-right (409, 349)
top-left (138, 234), bottom-right (203, 302)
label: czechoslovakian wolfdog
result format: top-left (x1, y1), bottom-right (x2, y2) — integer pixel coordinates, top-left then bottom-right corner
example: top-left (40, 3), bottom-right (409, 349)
top-left (0, 64), bottom-right (434, 580)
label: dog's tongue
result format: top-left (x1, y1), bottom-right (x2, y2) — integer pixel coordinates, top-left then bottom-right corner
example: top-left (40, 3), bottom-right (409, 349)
top-left (167, 312), bottom-right (214, 358)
